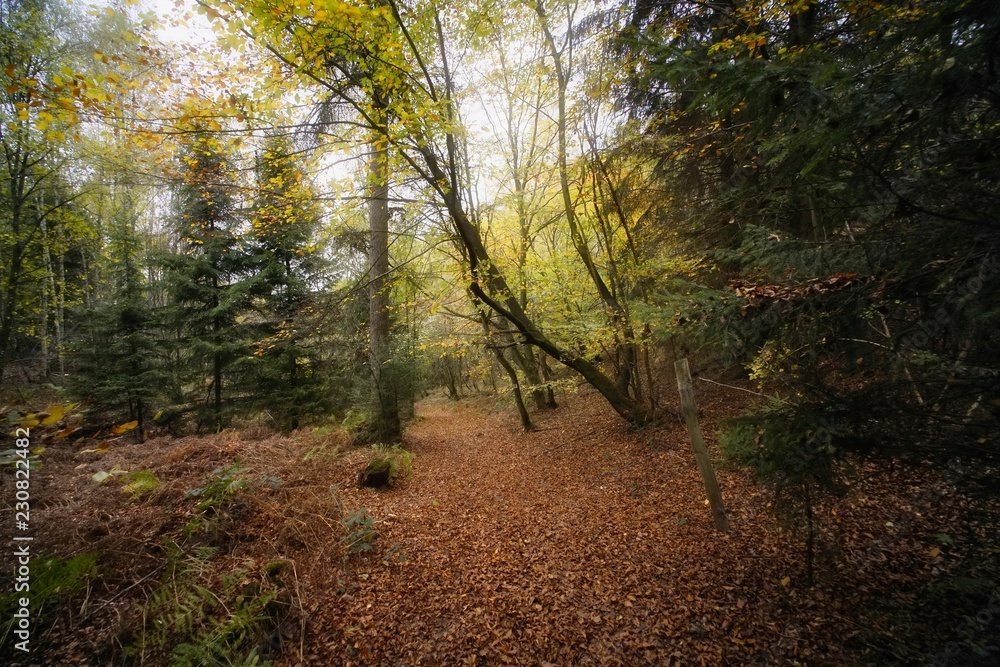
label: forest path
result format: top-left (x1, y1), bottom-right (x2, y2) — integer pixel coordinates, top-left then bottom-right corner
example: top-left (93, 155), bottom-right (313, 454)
top-left (308, 391), bottom-right (796, 666)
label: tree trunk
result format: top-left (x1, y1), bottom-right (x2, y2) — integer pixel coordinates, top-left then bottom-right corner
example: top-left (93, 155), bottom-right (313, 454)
top-left (508, 336), bottom-right (547, 410)
top-left (368, 139), bottom-right (401, 441)
top-left (39, 209), bottom-right (52, 381)
top-left (538, 352), bottom-right (558, 408)
top-left (212, 273), bottom-right (223, 432)
top-left (495, 346), bottom-right (533, 431)
top-left (55, 235), bottom-right (66, 383)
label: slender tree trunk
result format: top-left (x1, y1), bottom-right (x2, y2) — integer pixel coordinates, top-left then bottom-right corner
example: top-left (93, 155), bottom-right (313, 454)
top-left (505, 91), bottom-right (549, 411)
top-left (804, 483), bottom-right (815, 586)
top-left (445, 361), bottom-right (459, 400)
top-left (53, 233), bottom-right (66, 384)
top-left (39, 213), bottom-right (52, 381)
top-left (212, 275), bottom-right (223, 432)
top-left (533, 0), bottom-right (642, 402)
top-left (135, 397), bottom-right (145, 444)
top-left (495, 347), bottom-right (533, 431)
top-left (39, 272), bottom-right (50, 380)
top-left (642, 333), bottom-right (657, 416)
top-left (368, 138), bottom-right (401, 441)
top-left (538, 352), bottom-right (558, 408)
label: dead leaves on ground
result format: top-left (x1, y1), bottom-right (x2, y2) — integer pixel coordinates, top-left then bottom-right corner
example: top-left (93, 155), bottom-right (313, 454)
top-left (3, 391), bottom-right (996, 665)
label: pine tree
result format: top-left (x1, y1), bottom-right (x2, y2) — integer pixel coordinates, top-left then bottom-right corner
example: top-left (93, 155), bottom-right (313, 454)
top-left (241, 137), bottom-right (328, 431)
top-left (69, 196), bottom-right (163, 440)
top-left (162, 133), bottom-right (249, 432)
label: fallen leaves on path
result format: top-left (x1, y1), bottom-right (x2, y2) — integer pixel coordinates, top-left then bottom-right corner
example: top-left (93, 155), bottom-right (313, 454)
top-left (306, 391), bottom-right (829, 666)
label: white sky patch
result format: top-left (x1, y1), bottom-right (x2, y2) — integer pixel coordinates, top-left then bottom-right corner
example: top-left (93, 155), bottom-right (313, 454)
top-left (148, 0), bottom-right (216, 48)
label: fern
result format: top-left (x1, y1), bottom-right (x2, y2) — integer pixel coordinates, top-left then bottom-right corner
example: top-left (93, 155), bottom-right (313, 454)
top-left (0, 552), bottom-right (98, 645)
top-left (131, 545), bottom-right (283, 666)
top-left (122, 469), bottom-right (161, 500)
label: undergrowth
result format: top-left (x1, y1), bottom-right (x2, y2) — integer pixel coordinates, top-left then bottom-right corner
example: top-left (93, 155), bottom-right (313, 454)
top-left (367, 444), bottom-right (414, 484)
top-left (0, 552), bottom-right (99, 646)
top-left (122, 469), bottom-right (161, 500)
top-left (128, 543), bottom-right (289, 666)
top-left (340, 507), bottom-right (377, 557)
top-left (183, 462), bottom-right (250, 537)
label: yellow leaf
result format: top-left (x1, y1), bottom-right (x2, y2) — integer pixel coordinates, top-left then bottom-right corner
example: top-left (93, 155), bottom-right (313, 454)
top-left (110, 420), bottom-right (138, 435)
top-left (40, 405), bottom-right (65, 425)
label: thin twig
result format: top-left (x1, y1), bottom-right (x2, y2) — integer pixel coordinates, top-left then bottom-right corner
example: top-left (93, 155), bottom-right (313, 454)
top-left (79, 565), bottom-right (165, 621)
top-left (291, 560), bottom-right (305, 663)
top-left (585, 526), bottom-right (609, 545)
top-left (697, 376), bottom-right (769, 397)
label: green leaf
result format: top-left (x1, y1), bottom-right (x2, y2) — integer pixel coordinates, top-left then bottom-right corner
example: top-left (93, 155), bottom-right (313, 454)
top-left (935, 532), bottom-right (955, 547)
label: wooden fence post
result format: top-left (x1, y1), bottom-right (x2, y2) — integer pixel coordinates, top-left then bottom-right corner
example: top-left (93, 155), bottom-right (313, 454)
top-left (674, 358), bottom-right (730, 533)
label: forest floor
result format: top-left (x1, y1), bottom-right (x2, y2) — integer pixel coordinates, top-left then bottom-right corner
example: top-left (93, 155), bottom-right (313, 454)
top-left (2, 383), bottom-right (999, 665)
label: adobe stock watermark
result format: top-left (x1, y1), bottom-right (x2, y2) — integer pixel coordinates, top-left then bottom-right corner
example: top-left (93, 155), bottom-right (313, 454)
top-left (726, 249), bottom-right (1000, 364)
top-left (931, 588), bottom-right (1000, 665)
top-left (889, 253), bottom-right (1000, 364)
top-left (9, 426), bottom-right (33, 653)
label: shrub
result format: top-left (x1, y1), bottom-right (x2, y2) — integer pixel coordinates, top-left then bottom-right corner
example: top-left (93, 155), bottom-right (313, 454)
top-left (719, 398), bottom-right (852, 583)
top-left (368, 444), bottom-right (413, 484)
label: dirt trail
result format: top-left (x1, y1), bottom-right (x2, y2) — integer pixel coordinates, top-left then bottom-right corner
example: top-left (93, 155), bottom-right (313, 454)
top-left (308, 392), bottom-right (798, 666)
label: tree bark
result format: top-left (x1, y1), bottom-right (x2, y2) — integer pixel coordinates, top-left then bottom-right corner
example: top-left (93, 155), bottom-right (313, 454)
top-left (368, 138), bottom-right (401, 441)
